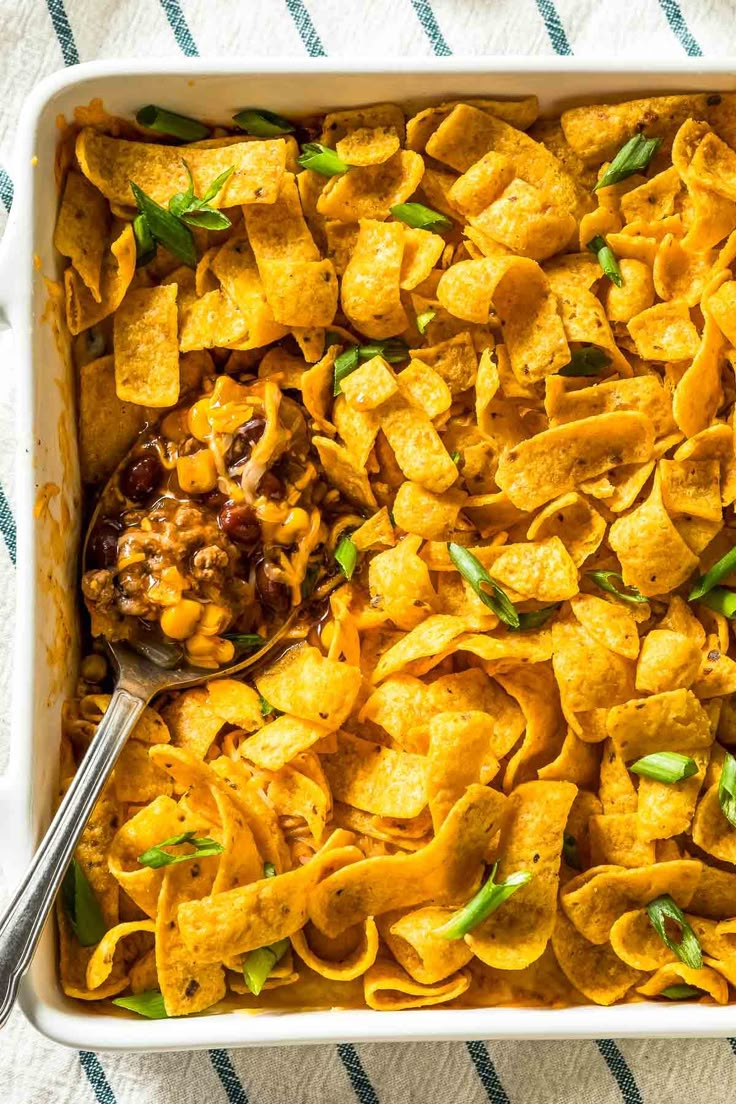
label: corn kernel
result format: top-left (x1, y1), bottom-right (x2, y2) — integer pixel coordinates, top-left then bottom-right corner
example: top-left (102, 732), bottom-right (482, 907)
top-left (161, 598), bottom-right (202, 640)
top-left (188, 398), bottom-right (212, 442)
top-left (198, 603), bottom-right (230, 636)
top-left (148, 566), bottom-right (187, 606)
top-left (116, 551), bottom-right (146, 570)
top-left (80, 654), bottom-right (107, 683)
top-left (176, 450), bottom-right (218, 494)
top-left (273, 507), bottom-right (310, 544)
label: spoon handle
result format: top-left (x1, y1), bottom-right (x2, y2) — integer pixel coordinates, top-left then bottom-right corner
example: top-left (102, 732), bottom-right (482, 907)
top-left (0, 684), bottom-right (147, 1028)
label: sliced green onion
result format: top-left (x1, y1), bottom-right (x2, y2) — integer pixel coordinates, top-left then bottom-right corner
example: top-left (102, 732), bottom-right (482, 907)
top-left (325, 329), bottom-right (343, 346)
top-left (450, 450), bottom-right (461, 465)
top-left (232, 108), bottom-right (295, 137)
top-left (181, 207), bottom-right (232, 231)
top-left (335, 535), bottom-right (359, 580)
top-left (223, 633), bottom-right (265, 651)
top-left (587, 234), bottom-right (623, 287)
top-left (587, 570), bottom-right (647, 606)
top-left (297, 142), bottom-right (349, 177)
top-left (112, 990), bottom-right (169, 1018)
top-left (390, 202), bottom-right (452, 233)
top-left (513, 605), bottom-right (560, 632)
top-left (562, 833), bottom-right (582, 870)
top-left (698, 587), bottom-right (736, 618)
top-left (333, 346), bottom-right (361, 394)
top-left (133, 213), bottom-right (156, 267)
top-left (130, 181), bottom-right (197, 267)
top-left (646, 894), bottom-right (703, 969)
top-left (416, 308), bottom-right (436, 334)
top-left (260, 696), bottom-right (276, 718)
top-left (138, 830), bottom-right (224, 870)
top-left (61, 858), bottom-right (106, 947)
top-left (594, 133), bottom-right (663, 191)
top-left (659, 984), bottom-right (702, 1000)
top-left (168, 163), bottom-right (234, 230)
top-left (333, 339), bottom-right (409, 395)
top-left (242, 939), bottom-right (289, 996)
top-left (718, 751), bottom-right (736, 828)
top-left (689, 546), bottom-right (736, 600)
top-left (447, 542), bottom-right (520, 629)
top-left (630, 752), bottom-right (698, 784)
top-left (558, 347), bottom-right (610, 377)
top-left (263, 862), bottom-right (277, 879)
top-left (435, 862), bottom-right (532, 940)
top-left (136, 105), bottom-right (210, 142)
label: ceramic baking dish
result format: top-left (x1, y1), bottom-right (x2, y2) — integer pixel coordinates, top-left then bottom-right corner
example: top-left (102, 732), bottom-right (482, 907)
top-left (3, 57), bottom-right (736, 1051)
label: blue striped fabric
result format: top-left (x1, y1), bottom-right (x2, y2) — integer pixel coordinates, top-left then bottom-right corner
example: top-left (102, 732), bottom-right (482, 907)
top-left (409, 0), bottom-right (452, 56)
top-left (657, 0), bottom-right (703, 55)
top-left (466, 1041), bottom-right (510, 1104)
top-left (285, 0), bottom-right (326, 57)
top-left (535, 0), bottom-right (573, 54)
top-left (336, 1044), bottom-right (379, 1104)
top-left (159, 0), bottom-right (199, 57)
top-left (45, 0), bottom-right (79, 66)
top-left (78, 1052), bottom-right (117, 1104)
top-left (596, 1040), bottom-right (644, 1104)
top-left (210, 1049), bottom-right (251, 1103)
top-left (0, 166), bottom-right (13, 212)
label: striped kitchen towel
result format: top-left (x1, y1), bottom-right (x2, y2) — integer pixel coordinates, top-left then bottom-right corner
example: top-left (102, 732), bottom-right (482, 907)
top-left (1, 1), bottom-right (736, 1101)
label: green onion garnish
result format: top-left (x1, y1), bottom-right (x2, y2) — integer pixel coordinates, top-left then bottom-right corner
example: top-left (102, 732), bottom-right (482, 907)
top-left (168, 162), bottom-right (234, 230)
top-left (594, 133), bottom-right (663, 191)
top-left (138, 830), bottom-right (224, 870)
top-left (659, 984), bottom-right (702, 1000)
top-left (718, 752), bottom-right (736, 828)
top-left (61, 858), bottom-right (106, 947)
top-left (435, 862), bottom-right (532, 940)
top-left (447, 542), bottom-right (520, 629)
top-left (450, 450), bottom-right (461, 465)
top-left (698, 587), bottom-right (736, 618)
top-left (689, 546), bottom-right (736, 600)
top-left (390, 202), bottom-right (453, 233)
top-left (130, 181), bottom-right (197, 267)
top-left (513, 605), bottom-right (560, 632)
top-left (558, 347), bottom-right (610, 377)
top-left (562, 833), bottom-right (582, 870)
top-left (232, 108), bottom-right (295, 137)
top-left (416, 308), bottom-right (436, 335)
top-left (112, 990), bottom-right (169, 1018)
top-left (587, 570), bottom-right (647, 606)
top-left (335, 535), bottom-right (358, 580)
top-left (587, 235), bottom-right (623, 287)
top-left (260, 696), bottom-right (276, 718)
top-left (630, 752), bottom-right (698, 784)
top-left (297, 142), bottom-right (349, 177)
top-left (223, 633), bottom-right (266, 651)
top-left (333, 339), bottom-right (409, 395)
top-left (242, 863), bottom-right (289, 995)
top-left (646, 895), bottom-right (703, 969)
top-left (133, 213), bottom-right (156, 267)
top-left (136, 105), bottom-right (210, 142)
top-left (263, 862), bottom-right (277, 878)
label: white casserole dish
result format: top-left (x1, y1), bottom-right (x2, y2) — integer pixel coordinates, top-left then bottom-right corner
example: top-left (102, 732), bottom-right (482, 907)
top-left (3, 56), bottom-right (736, 1050)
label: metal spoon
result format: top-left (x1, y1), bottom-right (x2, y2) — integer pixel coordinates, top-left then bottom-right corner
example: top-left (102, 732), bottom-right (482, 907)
top-left (0, 419), bottom-right (302, 1027)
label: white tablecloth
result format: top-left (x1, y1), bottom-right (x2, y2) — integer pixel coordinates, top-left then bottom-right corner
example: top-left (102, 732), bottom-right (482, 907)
top-left (1, 1), bottom-right (736, 1100)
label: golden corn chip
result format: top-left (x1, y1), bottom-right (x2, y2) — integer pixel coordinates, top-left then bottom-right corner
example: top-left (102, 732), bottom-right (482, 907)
top-left (497, 412), bottom-right (654, 512)
top-left (684, 183), bottom-right (736, 252)
top-left (635, 629), bottom-right (703, 694)
top-left (426, 105), bottom-right (584, 216)
top-left (392, 481), bottom-right (466, 541)
top-left (54, 169), bottom-right (110, 302)
top-left (359, 673), bottom-right (429, 743)
top-left (561, 93), bottom-right (736, 163)
top-left (589, 813), bottom-right (655, 868)
top-left (341, 356), bottom-right (399, 411)
top-left (603, 258), bottom-right (656, 322)
top-left (238, 714), bottom-right (330, 772)
top-left (335, 125), bottom-right (400, 167)
top-left (65, 222), bottom-right (136, 335)
top-left (543, 252), bottom-right (601, 296)
top-left (210, 232), bottom-right (289, 349)
top-left (179, 287), bottom-right (251, 352)
top-left (341, 219), bottom-right (407, 338)
top-left (325, 219), bottom-right (359, 275)
top-left (291, 326), bottom-right (325, 363)
top-left (437, 256), bottom-right (569, 382)
top-left (113, 284), bottom-right (179, 408)
top-left (609, 907), bottom-right (679, 971)
top-left (537, 727), bottom-right (599, 789)
top-left (317, 150), bottom-right (424, 222)
top-left (474, 349), bottom-right (525, 450)
top-left (628, 300), bottom-right (701, 361)
top-left (457, 627), bottom-right (554, 671)
top-left (322, 731), bottom-right (427, 818)
top-left (368, 535), bottom-right (436, 630)
top-left (383, 907), bottom-right (474, 984)
top-left (332, 397), bottom-right (379, 467)
top-left (299, 345), bottom-right (337, 433)
top-left (434, 571), bottom-right (498, 631)
top-left (332, 804), bottom-right (431, 851)
top-left (653, 234), bottom-right (716, 308)
top-left (363, 961), bottom-right (469, 1011)
top-left (694, 646), bottom-right (736, 699)
top-left (467, 781), bottom-right (576, 969)
top-left (113, 740), bottom-right (173, 804)
top-left (205, 679), bottom-right (263, 732)
top-left (545, 375), bottom-right (674, 438)
top-left (80, 696), bottom-right (170, 745)
top-left (570, 593), bottom-right (639, 660)
top-left (244, 173), bottom-right (319, 263)
top-left (488, 537), bottom-right (578, 602)
top-left (552, 619), bottom-right (636, 714)
top-left (290, 918), bottom-right (379, 981)
top-left (210, 785), bottom-right (262, 894)
top-left (526, 492), bottom-right (606, 567)
top-left (660, 458), bottom-right (722, 522)
top-left (255, 645), bottom-right (361, 730)
top-left (561, 860), bottom-right (702, 944)
top-left (267, 760), bottom-right (330, 843)
top-left (407, 96), bottom-right (538, 152)
top-left (495, 665), bottom-right (563, 792)
top-left (692, 781), bottom-right (736, 863)
top-left (637, 748), bottom-right (709, 842)
top-left (638, 963), bottom-right (729, 1004)
top-left (417, 168), bottom-right (462, 222)
top-left (320, 102), bottom-right (406, 145)
top-left (552, 911), bottom-right (643, 1006)
top-left (689, 130), bottom-right (736, 203)
top-left (411, 332), bottom-right (479, 394)
top-left (659, 596), bottom-right (707, 648)
top-left (448, 151), bottom-right (516, 216)
top-left (605, 231), bottom-right (658, 266)
top-left (620, 167), bottom-right (682, 223)
top-left (77, 127), bottom-right (286, 206)
top-left (161, 688), bottom-right (225, 760)
top-left (557, 288), bottom-right (632, 377)
top-left (607, 688), bottom-right (712, 761)
top-left (397, 360), bottom-right (452, 419)
top-left (86, 919), bottom-right (155, 991)
top-left (78, 355), bottom-right (153, 484)
top-left (600, 739), bottom-right (638, 813)
top-left (400, 228), bottom-right (445, 290)
top-left (689, 866), bottom-right (736, 920)
top-left (350, 508), bottom-right (395, 553)
top-left (313, 435), bottom-right (377, 510)
top-left (258, 258), bottom-right (338, 328)
top-left (379, 395), bottom-right (458, 493)
top-left (707, 278), bottom-right (736, 349)
top-left (209, 756), bottom-right (290, 873)
top-left (309, 785), bottom-right (506, 936)
top-left (426, 711), bottom-right (498, 829)
top-left (178, 831), bottom-right (361, 961)
top-left (608, 475), bottom-right (699, 597)
top-left (469, 177), bottom-right (576, 263)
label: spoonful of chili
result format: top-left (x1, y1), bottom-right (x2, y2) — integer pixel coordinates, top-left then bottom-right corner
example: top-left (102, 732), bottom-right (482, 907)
top-left (0, 372), bottom-right (331, 1026)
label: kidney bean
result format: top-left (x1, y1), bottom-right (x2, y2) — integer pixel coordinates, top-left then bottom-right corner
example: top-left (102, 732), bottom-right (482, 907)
top-left (256, 560), bottom-right (289, 612)
top-left (257, 470), bottom-right (285, 500)
top-left (120, 453), bottom-right (162, 502)
top-left (218, 501), bottom-right (261, 547)
top-left (227, 416), bottom-right (266, 470)
top-left (87, 519), bottom-right (121, 568)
